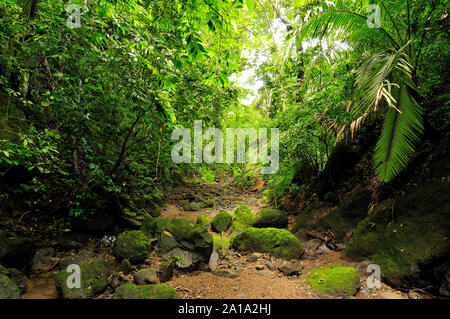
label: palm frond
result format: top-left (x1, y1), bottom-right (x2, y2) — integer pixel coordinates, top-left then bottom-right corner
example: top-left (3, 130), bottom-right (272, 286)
top-left (374, 80), bottom-right (423, 182)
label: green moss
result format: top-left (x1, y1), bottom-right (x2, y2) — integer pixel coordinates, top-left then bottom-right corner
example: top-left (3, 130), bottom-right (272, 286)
top-left (213, 236), bottom-right (231, 250)
top-left (113, 230), bottom-right (153, 264)
top-left (292, 201), bottom-right (328, 233)
top-left (113, 283), bottom-right (178, 299)
top-left (0, 274), bottom-right (21, 299)
top-left (230, 205), bottom-right (255, 234)
top-left (344, 181), bottom-right (450, 287)
top-left (141, 217), bottom-right (213, 257)
top-left (307, 264), bottom-right (360, 298)
top-left (54, 258), bottom-right (115, 299)
top-left (211, 210), bottom-right (232, 233)
top-left (180, 200), bottom-right (204, 211)
top-left (231, 227), bottom-right (303, 260)
top-left (196, 215), bottom-right (210, 228)
top-left (343, 200), bottom-right (393, 260)
top-left (253, 208), bottom-right (288, 228)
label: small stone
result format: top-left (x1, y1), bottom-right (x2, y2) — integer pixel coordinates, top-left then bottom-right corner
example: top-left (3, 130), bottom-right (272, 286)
top-left (265, 262), bottom-right (277, 271)
top-left (255, 264), bottom-right (265, 270)
top-left (134, 269), bottom-right (160, 285)
top-left (247, 252), bottom-right (263, 263)
top-left (212, 269), bottom-right (238, 278)
top-left (237, 292), bottom-right (249, 297)
top-left (407, 291), bottom-right (421, 299)
top-left (279, 260), bottom-right (303, 276)
top-left (256, 270), bottom-right (270, 277)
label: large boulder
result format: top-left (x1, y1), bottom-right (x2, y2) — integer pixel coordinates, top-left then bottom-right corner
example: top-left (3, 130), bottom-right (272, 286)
top-left (134, 269), bottom-right (159, 285)
top-left (113, 283), bottom-right (178, 299)
top-left (211, 210), bottom-right (232, 233)
top-left (343, 180), bottom-right (450, 290)
top-left (230, 206), bottom-right (255, 234)
top-left (0, 274), bottom-right (21, 299)
top-left (0, 234), bottom-right (36, 272)
top-left (231, 227), bottom-right (303, 260)
top-left (253, 208), bottom-right (288, 228)
top-left (54, 258), bottom-right (115, 299)
top-left (141, 217), bottom-right (213, 268)
top-left (113, 230), bottom-right (154, 264)
top-left (307, 264), bottom-right (360, 298)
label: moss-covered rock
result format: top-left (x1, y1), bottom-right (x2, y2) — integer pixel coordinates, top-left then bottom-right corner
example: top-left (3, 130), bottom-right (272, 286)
top-left (213, 236), bottom-right (231, 250)
top-left (196, 215), bottom-right (210, 228)
top-left (211, 210), bottom-right (232, 233)
top-left (343, 200), bottom-right (393, 260)
top-left (343, 180), bottom-right (450, 289)
top-left (141, 217), bottom-right (213, 262)
top-left (0, 274), bottom-right (21, 299)
top-left (113, 283), bottom-right (178, 299)
top-left (231, 227), bottom-right (303, 260)
top-left (113, 230), bottom-right (154, 264)
top-left (253, 208), bottom-right (288, 228)
top-left (230, 205), bottom-right (255, 234)
top-left (54, 258), bottom-right (115, 299)
top-left (307, 264), bottom-right (360, 298)
top-left (180, 200), bottom-right (204, 211)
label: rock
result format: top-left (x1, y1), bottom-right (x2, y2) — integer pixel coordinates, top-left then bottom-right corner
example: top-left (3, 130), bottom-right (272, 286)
top-left (119, 259), bottom-right (132, 274)
top-left (4, 268), bottom-right (28, 294)
top-left (256, 270), bottom-right (270, 277)
top-left (196, 215), bottom-right (210, 228)
top-left (110, 273), bottom-right (130, 290)
top-left (113, 230), bottom-right (154, 264)
top-left (198, 263), bottom-right (211, 272)
top-left (0, 234), bottom-right (36, 272)
top-left (0, 274), bottom-right (21, 299)
top-left (247, 252), bottom-right (263, 263)
top-left (180, 200), bottom-right (204, 211)
top-left (253, 208), bottom-right (288, 228)
top-left (158, 260), bottom-right (176, 283)
top-left (344, 180), bottom-right (450, 289)
top-left (307, 264), bottom-right (360, 298)
top-left (231, 227), bottom-right (304, 260)
top-left (134, 269), bottom-right (159, 285)
top-left (113, 283), bottom-right (178, 299)
top-left (213, 236), bottom-right (230, 250)
top-left (407, 291), bottom-right (421, 299)
top-left (54, 258), bottom-right (115, 299)
top-left (265, 261), bottom-right (277, 271)
top-left (209, 250), bottom-right (219, 270)
top-left (53, 234), bottom-right (83, 251)
top-left (230, 206), bottom-right (255, 234)
top-left (237, 292), bottom-right (249, 297)
top-left (58, 248), bottom-right (97, 269)
top-left (211, 210), bottom-right (232, 233)
top-left (212, 269), bottom-right (238, 278)
top-left (279, 260), bottom-right (303, 276)
top-left (163, 248), bottom-right (204, 271)
top-left (255, 264), bottom-right (265, 270)
top-left (303, 239), bottom-right (322, 257)
top-left (141, 217), bottom-right (213, 266)
top-left (31, 248), bottom-right (59, 274)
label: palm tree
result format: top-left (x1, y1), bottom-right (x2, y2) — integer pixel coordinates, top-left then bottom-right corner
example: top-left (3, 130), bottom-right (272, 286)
top-left (297, 0), bottom-right (439, 181)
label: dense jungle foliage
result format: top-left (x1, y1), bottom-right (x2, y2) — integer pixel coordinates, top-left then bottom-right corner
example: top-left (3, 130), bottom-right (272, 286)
top-left (0, 0), bottom-right (448, 220)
